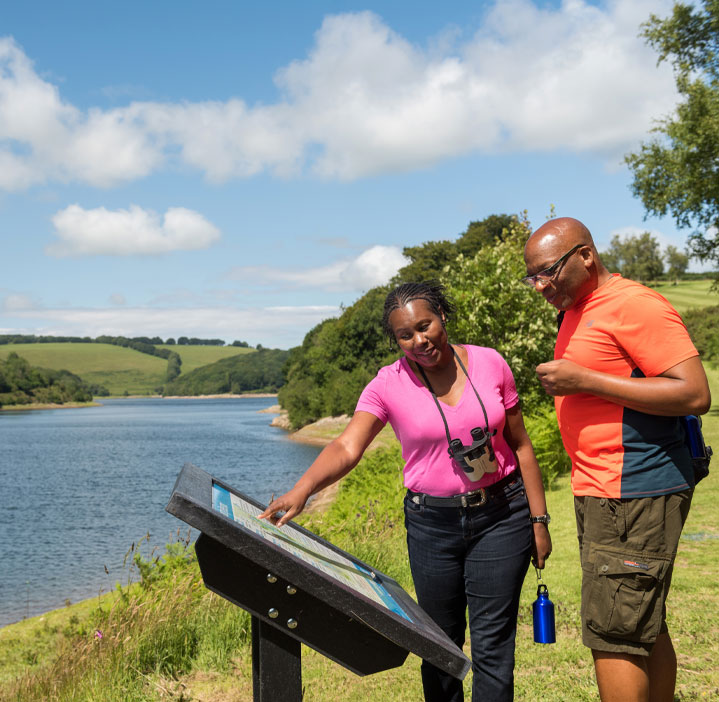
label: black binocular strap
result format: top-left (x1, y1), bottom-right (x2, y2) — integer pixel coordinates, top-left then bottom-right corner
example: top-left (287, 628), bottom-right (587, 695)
top-left (416, 346), bottom-right (492, 450)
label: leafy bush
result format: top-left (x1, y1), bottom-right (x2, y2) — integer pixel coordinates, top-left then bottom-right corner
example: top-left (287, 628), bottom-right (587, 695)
top-left (683, 305), bottom-right (719, 362)
top-left (444, 214), bottom-right (557, 411)
top-left (523, 405), bottom-right (571, 488)
top-left (279, 288), bottom-right (397, 428)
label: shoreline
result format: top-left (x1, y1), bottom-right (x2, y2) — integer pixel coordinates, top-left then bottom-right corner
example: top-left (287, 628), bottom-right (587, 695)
top-left (1, 394), bottom-right (278, 411)
top-left (159, 393), bottom-right (278, 400)
top-left (263, 405), bottom-right (353, 447)
top-left (0, 400), bottom-right (100, 412)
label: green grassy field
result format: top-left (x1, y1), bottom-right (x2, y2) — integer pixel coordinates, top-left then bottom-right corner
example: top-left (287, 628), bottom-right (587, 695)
top-left (0, 344), bottom-right (258, 396)
top-left (0, 343), bottom-right (166, 396)
top-left (651, 278), bottom-right (717, 314)
top-left (157, 345), bottom-right (255, 374)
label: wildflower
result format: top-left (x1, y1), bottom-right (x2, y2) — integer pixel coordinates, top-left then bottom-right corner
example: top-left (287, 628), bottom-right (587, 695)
top-left (94, 629), bottom-right (103, 640)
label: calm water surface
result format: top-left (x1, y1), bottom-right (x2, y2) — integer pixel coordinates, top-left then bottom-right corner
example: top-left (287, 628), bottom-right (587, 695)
top-left (0, 397), bottom-right (321, 628)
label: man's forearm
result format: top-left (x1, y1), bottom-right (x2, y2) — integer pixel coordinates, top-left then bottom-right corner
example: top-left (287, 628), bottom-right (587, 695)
top-left (536, 356), bottom-right (711, 416)
top-left (575, 368), bottom-right (710, 416)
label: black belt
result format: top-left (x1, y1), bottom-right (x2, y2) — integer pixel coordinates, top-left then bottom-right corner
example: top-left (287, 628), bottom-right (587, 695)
top-left (407, 472), bottom-right (520, 508)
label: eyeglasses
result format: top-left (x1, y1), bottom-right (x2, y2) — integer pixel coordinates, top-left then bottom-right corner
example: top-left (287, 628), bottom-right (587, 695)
top-left (521, 244), bottom-right (583, 287)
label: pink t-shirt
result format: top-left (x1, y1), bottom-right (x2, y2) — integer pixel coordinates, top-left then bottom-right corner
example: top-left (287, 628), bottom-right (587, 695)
top-left (355, 345), bottom-right (520, 496)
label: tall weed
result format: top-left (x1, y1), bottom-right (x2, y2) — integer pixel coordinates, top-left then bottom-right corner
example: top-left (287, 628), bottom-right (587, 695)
top-left (3, 538), bottom-right (250, 702)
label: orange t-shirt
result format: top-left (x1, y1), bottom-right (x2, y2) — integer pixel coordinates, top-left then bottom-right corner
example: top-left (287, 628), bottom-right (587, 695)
top-left (555, 275), bottom-right (698, 498)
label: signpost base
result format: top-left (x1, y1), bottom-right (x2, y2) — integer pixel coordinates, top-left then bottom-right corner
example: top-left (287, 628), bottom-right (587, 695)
top-left (252, 616), bottom-right (302, 702)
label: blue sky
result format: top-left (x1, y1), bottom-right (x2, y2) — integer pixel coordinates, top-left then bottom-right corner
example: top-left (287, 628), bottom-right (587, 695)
top-left (0, 0), bottom-right (700, 349)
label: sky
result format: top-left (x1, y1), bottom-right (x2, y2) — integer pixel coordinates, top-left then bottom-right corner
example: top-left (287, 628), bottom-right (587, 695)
top-left (0, 0), bottom-right (702, 349)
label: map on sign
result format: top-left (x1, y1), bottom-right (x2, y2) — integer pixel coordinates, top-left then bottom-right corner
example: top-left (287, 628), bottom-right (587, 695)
top-left (212, 482), bottom-right (410, 621)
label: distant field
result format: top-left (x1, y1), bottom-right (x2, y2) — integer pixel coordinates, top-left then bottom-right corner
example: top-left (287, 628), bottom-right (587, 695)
top-left (157, 345), bottom-right (255, 373)
top-left (0, 343), bottom-right (259, 396)
top-left (651, 278), bottom-right (717, 314)
top-left (0, 343), bottom-right (166, 396)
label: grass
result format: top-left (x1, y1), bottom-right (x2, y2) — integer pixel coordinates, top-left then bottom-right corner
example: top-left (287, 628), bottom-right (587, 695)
top-left (156, 346), bottom-right (255, 374)
top-left (0, 344), bottom-right (166, 396)
top-left (1, 372), bottom-right (717, 701)
top-left (0, 344), bottom-right (258, 397)
top-left (651, 278), bottom-right (717, 314)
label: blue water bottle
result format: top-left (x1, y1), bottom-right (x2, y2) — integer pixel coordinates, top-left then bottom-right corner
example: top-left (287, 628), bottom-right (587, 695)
top-left (533, 580), bottom-right (556, 644)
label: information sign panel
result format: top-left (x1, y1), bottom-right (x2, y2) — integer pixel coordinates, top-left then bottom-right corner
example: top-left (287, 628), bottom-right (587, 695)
top-left (166, 462), bottom-right (470, 680)
top-left (211, 482), bottom-right (410, 621)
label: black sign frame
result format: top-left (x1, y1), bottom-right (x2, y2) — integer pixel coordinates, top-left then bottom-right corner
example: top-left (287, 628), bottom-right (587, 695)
top-left (166, 462), bottom-right (470, 690)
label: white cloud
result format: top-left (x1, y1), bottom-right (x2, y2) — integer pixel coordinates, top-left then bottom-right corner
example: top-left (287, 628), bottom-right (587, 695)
top-left (1, 293), bottom-right (36, 312)
top-left (108, 293), bottom-right (126, 306)
top-left (1, 304), bottom-right (339, 349)
top-left (0, 1), bottom-right (678, 189)
top-left (229, 244), bottom-right (408, 292)
top-left (46, 204), bottom-right (221, 256)
top-left (0, 39), bottom-right (161, 190)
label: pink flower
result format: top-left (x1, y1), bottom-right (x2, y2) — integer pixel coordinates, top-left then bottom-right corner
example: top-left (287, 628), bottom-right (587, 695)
top-left (94, 630), bottom-right (103, 640)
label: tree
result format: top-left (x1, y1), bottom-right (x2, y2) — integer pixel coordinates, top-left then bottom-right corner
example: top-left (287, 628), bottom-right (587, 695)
top-left (664, 245), bottom-right (690, 283)
top-left (601, 232), bottom-right (664, 283)
top-left (394, 239), bottom-right (455, 283)
top-left (625, 1), bottom-right (719, 268)
top-left (454, 214), bottom-right (515, 257)
top-left (278, 286), bottom-right (395, 427)
top-left (393, 214), bottom-right (517, 284)
top-left (444, 214), bottom-right (557, 410)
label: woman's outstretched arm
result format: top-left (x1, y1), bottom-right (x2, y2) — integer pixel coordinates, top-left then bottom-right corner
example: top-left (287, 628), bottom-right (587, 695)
top-left (259, 410), bottom-right (385, 526)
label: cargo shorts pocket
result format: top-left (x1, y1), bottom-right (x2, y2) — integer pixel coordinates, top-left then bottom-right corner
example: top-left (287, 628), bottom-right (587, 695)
top-left (584, 546), bottom-right (669, 643)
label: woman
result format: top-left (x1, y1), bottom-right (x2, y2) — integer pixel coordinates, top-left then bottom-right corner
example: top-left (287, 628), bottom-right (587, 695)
top-left (261, 282), bottom-right (551, 702)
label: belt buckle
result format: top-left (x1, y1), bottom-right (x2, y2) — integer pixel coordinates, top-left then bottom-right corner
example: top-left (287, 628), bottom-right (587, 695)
top-left (460, 488), bottom-right (486, 508)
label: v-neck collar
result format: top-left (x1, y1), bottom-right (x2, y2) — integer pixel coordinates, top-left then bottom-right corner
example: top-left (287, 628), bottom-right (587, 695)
top-left (401, 345), bottom-right (471, 410)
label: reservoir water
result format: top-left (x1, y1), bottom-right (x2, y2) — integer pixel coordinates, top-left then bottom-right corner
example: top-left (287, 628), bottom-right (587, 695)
top-left (0, 397), bottom-right (322, 628)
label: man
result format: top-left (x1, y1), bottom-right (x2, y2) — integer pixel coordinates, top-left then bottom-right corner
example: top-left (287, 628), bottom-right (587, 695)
top-left (523, 217), bottom-right (711, 702)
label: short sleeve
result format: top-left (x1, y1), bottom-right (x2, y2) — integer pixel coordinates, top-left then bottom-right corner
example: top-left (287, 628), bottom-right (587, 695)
top-left (355, 371), bottom-right (389, 424)
top-left (615, 291), bottom-right (698, 377)
top-left (499, 353), bottom-right (520, 410)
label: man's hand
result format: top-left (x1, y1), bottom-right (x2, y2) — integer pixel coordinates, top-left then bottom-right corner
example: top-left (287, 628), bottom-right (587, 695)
top-left (536, 359), bottom-right (587, 396)
top-left (537, 356), bottom-right (711, 415)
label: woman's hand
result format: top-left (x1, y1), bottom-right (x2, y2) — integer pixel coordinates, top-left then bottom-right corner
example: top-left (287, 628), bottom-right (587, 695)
top-left (531, 523), bottom-right (552, 569)
top-left (259, 485), bottom-right (312, 527)
top-left (258, 411), bottom-right (385, 528)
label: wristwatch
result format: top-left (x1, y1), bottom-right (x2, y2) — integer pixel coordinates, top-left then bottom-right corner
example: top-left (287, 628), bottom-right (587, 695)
top-left (530, 513), bottom-right (551, 525)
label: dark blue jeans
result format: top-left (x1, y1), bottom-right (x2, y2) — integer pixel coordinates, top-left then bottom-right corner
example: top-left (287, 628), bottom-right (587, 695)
top-left (404, 475), bottom-right (532, 702)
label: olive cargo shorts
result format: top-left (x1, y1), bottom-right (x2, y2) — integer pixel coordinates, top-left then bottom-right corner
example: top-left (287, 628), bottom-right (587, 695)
top-left (574, 490), bottom-right (692, 655)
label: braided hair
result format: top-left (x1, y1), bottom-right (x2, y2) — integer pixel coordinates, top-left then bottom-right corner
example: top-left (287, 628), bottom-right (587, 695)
top-left (382, 281), bottom-right (456, 342)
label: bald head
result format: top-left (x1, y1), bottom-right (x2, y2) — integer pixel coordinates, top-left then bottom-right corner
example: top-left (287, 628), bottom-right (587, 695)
top-left (525, 217), bottom-right (595, 256)
top-left (523, 217), bottom-right (611, 311)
